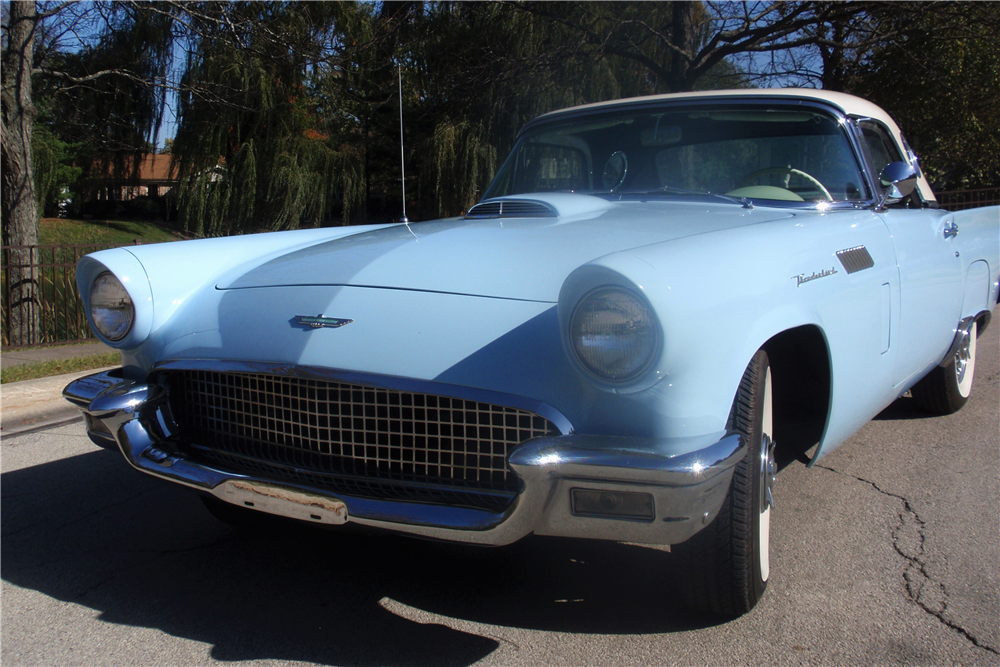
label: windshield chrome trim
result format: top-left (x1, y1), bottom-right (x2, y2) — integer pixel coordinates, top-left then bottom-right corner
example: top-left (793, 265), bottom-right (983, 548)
top-left (492, 98), bottom-right (878, 212)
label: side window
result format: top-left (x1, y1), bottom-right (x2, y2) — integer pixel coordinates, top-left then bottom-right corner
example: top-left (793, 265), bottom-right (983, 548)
top-left (858, 120), bottom-right (904, 180)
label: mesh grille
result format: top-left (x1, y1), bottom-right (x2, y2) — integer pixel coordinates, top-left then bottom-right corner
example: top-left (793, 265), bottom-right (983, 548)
top-left (165, 370), bottom-right (558, 510)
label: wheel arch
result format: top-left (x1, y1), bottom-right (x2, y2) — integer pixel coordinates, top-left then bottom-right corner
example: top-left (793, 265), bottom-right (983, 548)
top-left (760, 324), bottom-right (831, 467)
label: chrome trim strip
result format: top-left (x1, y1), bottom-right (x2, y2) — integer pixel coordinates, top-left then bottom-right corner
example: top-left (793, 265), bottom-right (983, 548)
top-left (150, 359), bottom-right (574, 436)
top-left (844, 116), bottom-right (882, 206)
top-left (64, 369), bottom-right (745, 546)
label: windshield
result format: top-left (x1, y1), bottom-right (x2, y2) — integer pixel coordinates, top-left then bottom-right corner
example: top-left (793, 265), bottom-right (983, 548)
top-left (484, 104), bottom-right (870, 205)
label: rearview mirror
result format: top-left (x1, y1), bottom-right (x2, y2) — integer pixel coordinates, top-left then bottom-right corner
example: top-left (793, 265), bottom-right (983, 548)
top-left (876, 161), bottom-right (918, 210)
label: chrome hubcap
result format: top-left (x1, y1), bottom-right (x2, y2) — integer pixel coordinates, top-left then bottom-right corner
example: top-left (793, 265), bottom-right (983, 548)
top-left (759, 434), bottom-right (776, 512)
top-left (955, 331), bottom-right (972, 385)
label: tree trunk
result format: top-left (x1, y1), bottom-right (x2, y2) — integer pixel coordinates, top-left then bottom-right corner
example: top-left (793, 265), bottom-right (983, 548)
top-left (819, 21), bottom-right (848, 92)
top-left (670, 1), bottom-right (697, 92)
top-left (2, 0), bottom-right (41, 347)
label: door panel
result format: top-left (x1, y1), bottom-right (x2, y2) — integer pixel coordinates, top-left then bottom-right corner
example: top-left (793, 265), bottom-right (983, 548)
top-left (877, 208), bottom-right (962, 386)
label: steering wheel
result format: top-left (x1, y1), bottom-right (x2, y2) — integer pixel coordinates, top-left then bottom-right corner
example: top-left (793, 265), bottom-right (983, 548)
top-left (602, 151), bottom-right (628, 191)
top-left (738, 167), bottom-right (833, 201)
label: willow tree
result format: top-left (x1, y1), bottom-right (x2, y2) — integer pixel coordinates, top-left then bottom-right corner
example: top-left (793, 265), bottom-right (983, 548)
top-left (172, 2), bottom-right (368, 235)
top-left (396, 2), bottom-right (629, 218)
top-left (401, 2), bottom-right (730, 218)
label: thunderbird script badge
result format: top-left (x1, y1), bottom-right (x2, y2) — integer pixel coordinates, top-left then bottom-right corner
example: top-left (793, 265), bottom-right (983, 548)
top-left (296, 315), bottom-right (354, 329)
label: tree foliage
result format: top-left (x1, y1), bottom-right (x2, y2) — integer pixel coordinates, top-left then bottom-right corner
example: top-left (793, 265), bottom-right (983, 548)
top-left (6, 0), bottom-right (998, 252)
top-left (30, 2), bottom-right (174, 206)
top-left (171, 2), bottom-right (369, 234)
top-left (840, 3), bottom-right (1000, 190)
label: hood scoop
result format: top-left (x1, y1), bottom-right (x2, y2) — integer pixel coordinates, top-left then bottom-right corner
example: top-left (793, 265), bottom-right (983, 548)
top-left (466, 199), bottom-right (558, 219)
top-left (464, 193), bottom-right (615, 219)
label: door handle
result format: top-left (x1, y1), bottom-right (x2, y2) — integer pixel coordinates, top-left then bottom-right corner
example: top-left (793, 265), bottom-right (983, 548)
top-left (943, 221), bottom-right (959, 239)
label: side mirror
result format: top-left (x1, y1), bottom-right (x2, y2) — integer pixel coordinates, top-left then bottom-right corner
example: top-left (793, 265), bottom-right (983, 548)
top-left (876, 161), bottom-right (918, 210)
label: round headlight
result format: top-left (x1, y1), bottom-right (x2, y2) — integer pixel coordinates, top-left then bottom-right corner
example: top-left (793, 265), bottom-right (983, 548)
top-left (570, 287), bottom-right (658, 382)
top-left (89, 272), bottom-right (134, 341)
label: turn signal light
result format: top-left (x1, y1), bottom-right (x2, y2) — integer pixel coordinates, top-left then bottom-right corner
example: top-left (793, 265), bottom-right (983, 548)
top-left (571, 489), bottom-right (654, 520)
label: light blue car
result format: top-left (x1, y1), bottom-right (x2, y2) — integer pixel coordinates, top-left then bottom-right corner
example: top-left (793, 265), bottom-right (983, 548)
top-left (65, 89), bottom-right (999, 617)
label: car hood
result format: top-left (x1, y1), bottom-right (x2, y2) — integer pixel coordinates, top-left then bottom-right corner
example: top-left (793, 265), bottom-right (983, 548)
top-left (219, 195), bottom-right (796, 302)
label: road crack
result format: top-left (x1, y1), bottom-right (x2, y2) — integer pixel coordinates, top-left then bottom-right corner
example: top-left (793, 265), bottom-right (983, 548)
top-left (817, 463), bottom-right (999, 656)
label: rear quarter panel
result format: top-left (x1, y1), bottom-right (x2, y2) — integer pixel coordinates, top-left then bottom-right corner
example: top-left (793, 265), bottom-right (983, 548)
top-left (951, 206), bottom-right (1000, 316)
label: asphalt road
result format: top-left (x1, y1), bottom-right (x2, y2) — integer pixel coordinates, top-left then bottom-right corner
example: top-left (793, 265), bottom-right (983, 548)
top-left (3, 321), bottom-right (998, 667)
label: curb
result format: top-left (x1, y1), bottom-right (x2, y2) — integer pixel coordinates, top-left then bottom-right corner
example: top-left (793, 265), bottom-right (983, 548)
top-left (1, 366), bottom-right (118, 438)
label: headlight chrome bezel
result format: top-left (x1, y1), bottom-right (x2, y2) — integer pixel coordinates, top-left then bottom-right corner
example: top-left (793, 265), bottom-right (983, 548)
top-left (89, 271), bottom-right (135, 341)
top-left (569, 285), bottom-right (660, 384)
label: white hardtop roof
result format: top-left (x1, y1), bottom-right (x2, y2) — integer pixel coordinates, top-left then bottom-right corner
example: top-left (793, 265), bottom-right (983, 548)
top-left (534, 88), bottom-right (899, 131)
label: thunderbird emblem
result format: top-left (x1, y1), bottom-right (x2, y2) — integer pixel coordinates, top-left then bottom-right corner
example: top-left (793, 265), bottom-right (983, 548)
top-left (296, 315), bottom-right (354, 329)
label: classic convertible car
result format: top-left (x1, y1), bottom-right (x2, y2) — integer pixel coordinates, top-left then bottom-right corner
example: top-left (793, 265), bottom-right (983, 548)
top-left (65, 89), bottom-right (999, 617)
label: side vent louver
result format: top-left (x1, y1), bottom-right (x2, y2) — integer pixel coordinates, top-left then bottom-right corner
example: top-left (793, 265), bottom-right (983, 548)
top-left (836, 246), bottom-right (875, 274)
top-left (466, 200), bottom-right (558, 219)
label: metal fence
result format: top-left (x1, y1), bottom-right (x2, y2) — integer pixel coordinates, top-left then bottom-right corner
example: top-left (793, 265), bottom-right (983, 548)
top-left (935, 187), bottom-right (1000, 211)
top-left (1, 244), bottom-right (117, 349)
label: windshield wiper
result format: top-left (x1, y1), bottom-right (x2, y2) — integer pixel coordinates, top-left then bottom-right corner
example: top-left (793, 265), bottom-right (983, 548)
top-left (626, 187), bottom-right (752, 208)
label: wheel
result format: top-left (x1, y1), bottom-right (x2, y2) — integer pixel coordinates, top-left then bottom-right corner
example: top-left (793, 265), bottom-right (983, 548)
top-left (674, 349), bottom-right (775, 616)
top-left (911, 321), bottom-right (977, 414)
top-left (737, 166), bottom-right (833, 201)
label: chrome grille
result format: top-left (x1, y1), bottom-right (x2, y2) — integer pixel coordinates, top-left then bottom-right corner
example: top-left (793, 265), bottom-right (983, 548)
top-left (165, 370), bottom-right (558, 511)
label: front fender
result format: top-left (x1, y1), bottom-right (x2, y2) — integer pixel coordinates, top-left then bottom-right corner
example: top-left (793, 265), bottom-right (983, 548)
top-left (567, 207), bottom-right (899, 458)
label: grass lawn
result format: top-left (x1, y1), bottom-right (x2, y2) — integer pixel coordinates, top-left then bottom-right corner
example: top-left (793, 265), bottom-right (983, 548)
top-left (0, 351), bottom-right (120, 384)
top-left (39, 218), bottom-right (187, 247)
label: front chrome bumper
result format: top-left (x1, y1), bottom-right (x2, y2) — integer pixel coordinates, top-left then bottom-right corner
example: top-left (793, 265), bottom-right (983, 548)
top-left (65, 369), bottom-right (743, 546)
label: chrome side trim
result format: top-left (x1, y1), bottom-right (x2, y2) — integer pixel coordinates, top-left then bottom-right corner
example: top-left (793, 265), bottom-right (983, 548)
top-left (64, 369), bottom-right (744, 546)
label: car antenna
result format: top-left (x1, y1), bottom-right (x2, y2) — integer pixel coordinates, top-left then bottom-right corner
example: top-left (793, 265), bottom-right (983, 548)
top-left (398, 61), bottom-right (409, 224)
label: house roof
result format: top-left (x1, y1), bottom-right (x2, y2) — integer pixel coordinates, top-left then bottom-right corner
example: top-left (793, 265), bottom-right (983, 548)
top-left (137, 154), bottom-right (177, 182)
top-left (89, 154), bottom-right (179, 183)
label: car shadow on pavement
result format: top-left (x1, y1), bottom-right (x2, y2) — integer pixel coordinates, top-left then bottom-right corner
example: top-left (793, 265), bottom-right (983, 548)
top-left (2, 450), bottom-right (719, 666)
top-left (872, 395), bottom-right (937, 421)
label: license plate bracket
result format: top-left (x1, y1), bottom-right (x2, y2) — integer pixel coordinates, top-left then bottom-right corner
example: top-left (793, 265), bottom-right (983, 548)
top-left (213, 480), bottom-right (348, 524)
